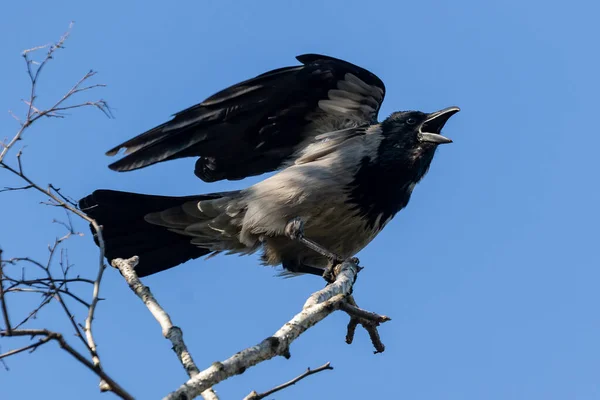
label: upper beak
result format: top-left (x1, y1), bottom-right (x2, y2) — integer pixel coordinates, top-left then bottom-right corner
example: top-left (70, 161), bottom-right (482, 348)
top-left (419, 106), bottom-right (460, 145)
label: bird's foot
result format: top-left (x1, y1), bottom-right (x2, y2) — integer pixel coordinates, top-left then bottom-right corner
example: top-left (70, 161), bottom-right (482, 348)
top-left (323, 257), bottom-right (361, 283)
top-left (323, 260), bottom-right (339, 283)
top-left (284, 217), bottom-right (305, 240)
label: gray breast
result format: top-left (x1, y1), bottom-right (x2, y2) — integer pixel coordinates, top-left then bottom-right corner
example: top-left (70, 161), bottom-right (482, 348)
top-left (239, 129), bottom-right (385, 270)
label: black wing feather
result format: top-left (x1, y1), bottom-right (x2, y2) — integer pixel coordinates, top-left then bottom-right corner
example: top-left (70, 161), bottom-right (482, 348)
top-left (106, 54), bottom-right (386, 182)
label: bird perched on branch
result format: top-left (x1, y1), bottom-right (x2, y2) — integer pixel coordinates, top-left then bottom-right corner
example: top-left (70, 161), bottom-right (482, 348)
top-left (79, 54), bottom-right (459, 278)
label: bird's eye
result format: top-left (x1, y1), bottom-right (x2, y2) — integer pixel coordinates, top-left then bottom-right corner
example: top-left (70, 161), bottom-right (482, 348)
top-left (406, 118), bottom-right (416, 125)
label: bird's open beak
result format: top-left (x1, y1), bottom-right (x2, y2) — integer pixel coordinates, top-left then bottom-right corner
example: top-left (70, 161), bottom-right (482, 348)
top-left (419, 106), bottom-right (460, 144)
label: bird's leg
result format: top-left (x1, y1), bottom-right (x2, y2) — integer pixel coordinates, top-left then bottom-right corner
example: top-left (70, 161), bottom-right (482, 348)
top-left (285, 217), bottom-right (342, 261)
top-left (285, 217), bottom-right (349, 282)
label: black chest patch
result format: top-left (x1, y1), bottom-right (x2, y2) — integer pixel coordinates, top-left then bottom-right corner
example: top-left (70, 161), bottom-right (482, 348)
top-left (346, 156), bottom-right (414, 230)
top-left (345, 133), bottom-right (435, 230)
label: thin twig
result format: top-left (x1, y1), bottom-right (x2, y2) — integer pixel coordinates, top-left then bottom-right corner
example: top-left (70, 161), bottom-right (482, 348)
top-left (0, 335), bottom-right (54, 360)
top-left (0, 23), bottom-right (117, 396)
top-left (49, 184), bottom-right (79, 207)
top-left (0, 185), bottom-right (34, 193)
top-left (44, 238), bottom-right (91, 350)
top-left (0, 249), bottom-right (12, 335)
top-left (0, 329), bottom-right (134, 400)
top-left (12, 292), bottom-right (54, 329)
top-left (84, 220), bottom-right (108, 391)
top-left (0, 161), bottom-right (109, 361)
top-left (5, 276), bottom-right (95, 285)
top-left (0, 162), bottom-right (99, 224)
top-left (7, 287), bottom-right (91, 308)
top-left (1, 164), bottom-right (114, 393)
top-left (0, 23), bottom-right (73, 163)
top-left (111, 257), bottom-right (219, 400)
top-left (244, 362), bottom-right (333, 400)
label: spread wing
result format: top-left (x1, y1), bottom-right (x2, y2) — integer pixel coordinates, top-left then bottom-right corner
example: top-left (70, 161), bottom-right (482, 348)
top-left (106, 54), bottom-right (386, 182)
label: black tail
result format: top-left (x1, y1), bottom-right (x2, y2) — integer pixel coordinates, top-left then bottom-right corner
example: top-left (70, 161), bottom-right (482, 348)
top-left (79, 190), bottom-right (225, 277)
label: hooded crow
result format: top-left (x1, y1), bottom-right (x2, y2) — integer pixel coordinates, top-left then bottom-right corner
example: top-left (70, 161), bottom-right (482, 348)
top-left (80, 54), bottom-right (459, 278)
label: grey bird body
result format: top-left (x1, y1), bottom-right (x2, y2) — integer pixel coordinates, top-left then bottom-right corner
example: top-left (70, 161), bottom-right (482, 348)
top-left (142, 124), bottom-right (386, 273)
top-left (79, 54), bottom-right (459, 278)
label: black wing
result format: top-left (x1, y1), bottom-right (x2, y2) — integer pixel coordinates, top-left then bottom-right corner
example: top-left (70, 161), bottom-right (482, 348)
top-left (106, 54), bottom-right (386, 182)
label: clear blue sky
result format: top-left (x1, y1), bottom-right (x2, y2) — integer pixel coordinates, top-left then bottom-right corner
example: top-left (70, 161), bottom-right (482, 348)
top-left (1, 1), bottom-right (599, 399)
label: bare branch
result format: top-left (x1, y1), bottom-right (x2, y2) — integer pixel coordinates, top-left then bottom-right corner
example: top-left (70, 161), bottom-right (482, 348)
top-left (83, 224), bottom-right (108, 391)
top-left (5, 256), bottom-right (48, 270)
top-left (12, 292), bottom-right (53, 329)
top-left (0, 174), bottom-right (114, 392)
top-left (244, 362), bottom-right (333, 400)
top-left (111, 257), bottom-right (219, 400)
top-left (363, 321), bottom-right (385, 354)
top-left (5, 276), bottom-right (94, 285)
top-left (8, 109), bottom-right (22, 124)
top-left (0, 161), bottom-right (100, 225)
top-left (163, 261), bottom-right (361, 400)
top-left (0, 23), bottom-right (109, 165)
top-left (36, 237), bottom-right (91, 352)
top-left (16, 148), bottom-right (24, 175)
top-left (0, 23), bottom-right (73, 163)
top-left (49, 184), bottom-right (79, 207)
top-left (339, 300), bottom-right (391, 324)
top-left (6, 287), bottom-right (90, 308)
top-left (0, 335), bottom-right (54, 360)
top-left (0, 249), bottom-right (12, 335)
top-left (0, 185), bottom-right (34, 193)
top-left (41, 70), bottom-right (112, 119)
top-left (0, 23), bottom-right (117, 395)
top-left (341, 294), bottom-right (388, 353)
top-left (0, 329), bottom-right (134, 400)
top-left (302, 262), bottom-right (358, 309)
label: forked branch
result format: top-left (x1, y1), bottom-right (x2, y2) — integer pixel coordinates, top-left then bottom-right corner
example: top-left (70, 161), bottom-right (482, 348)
top-left (163, 260), bottom-right (390, 400)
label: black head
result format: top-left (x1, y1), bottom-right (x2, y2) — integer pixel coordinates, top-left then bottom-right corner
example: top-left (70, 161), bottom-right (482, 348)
top-left (378, 106), bottom-right (460, 179)
top-left (382, 106), bottom-right (460, 156)
top-left (346, 106), bottom-right (460, 230)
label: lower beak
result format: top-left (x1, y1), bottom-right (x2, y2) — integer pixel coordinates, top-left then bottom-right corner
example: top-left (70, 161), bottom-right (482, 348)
top-left (419, 106), bottom-right (460, 144)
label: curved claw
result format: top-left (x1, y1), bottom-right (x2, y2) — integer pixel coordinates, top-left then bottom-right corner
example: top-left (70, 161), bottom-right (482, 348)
top-left (323, 257), bottom-right (362, 283)
top-left (284, 217), bottom-right (305, 240)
